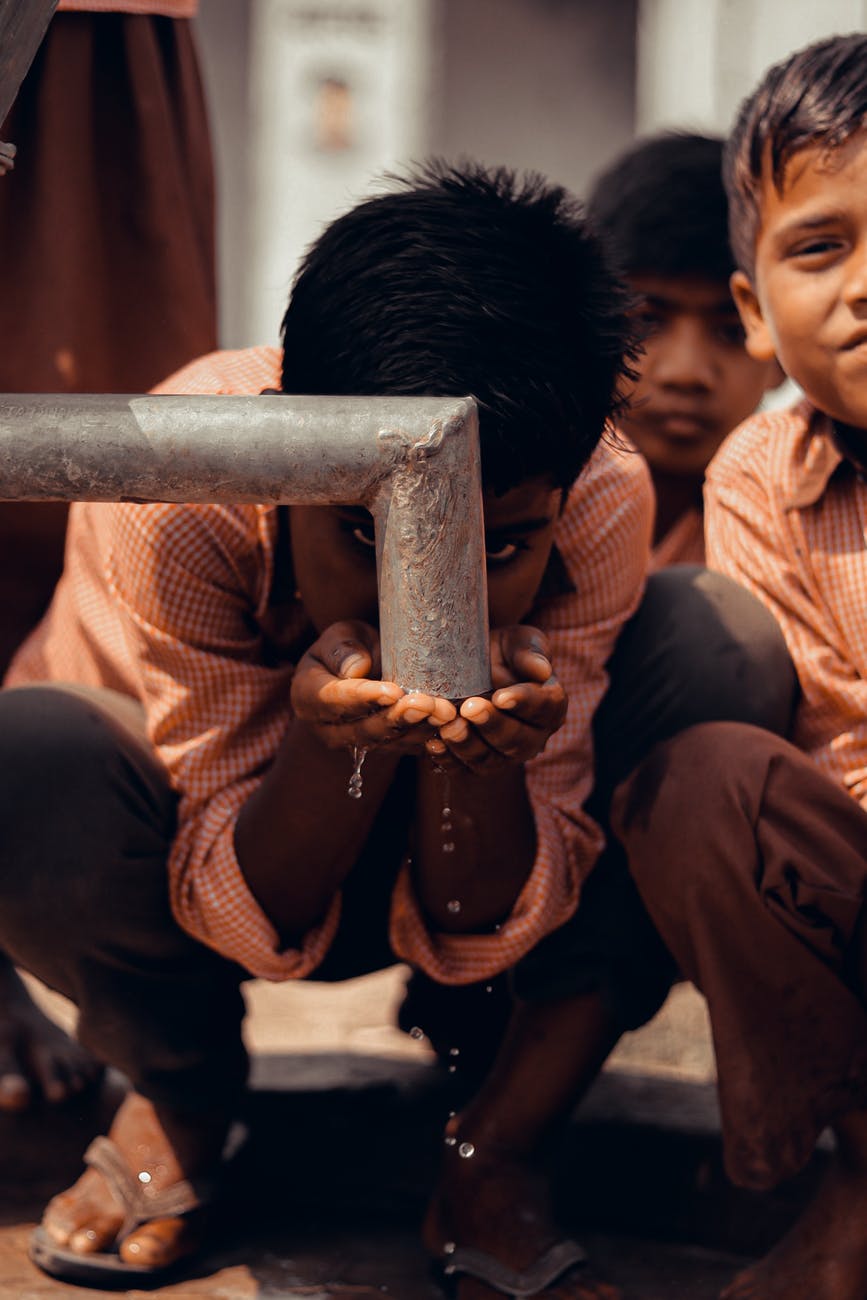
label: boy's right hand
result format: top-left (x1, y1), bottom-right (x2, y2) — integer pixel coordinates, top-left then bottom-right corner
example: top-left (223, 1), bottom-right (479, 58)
top-left (290, 620), bottom-right (456, 752)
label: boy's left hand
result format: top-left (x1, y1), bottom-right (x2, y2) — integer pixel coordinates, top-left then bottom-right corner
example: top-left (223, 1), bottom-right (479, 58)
top-left (430, 626), bottom-right (566, 772)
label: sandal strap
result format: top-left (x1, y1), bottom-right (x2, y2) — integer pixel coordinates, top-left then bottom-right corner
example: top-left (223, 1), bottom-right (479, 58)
top-left (443, 1238), bottom-right (587, 1297)
top-left (84, 1136), bottom-right (213, 1238)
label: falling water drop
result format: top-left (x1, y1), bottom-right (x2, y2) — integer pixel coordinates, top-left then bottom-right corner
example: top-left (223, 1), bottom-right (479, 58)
top-left (485, 985), bottom-right (493, 994)
top-left (449, 1046), bottom-right (460, 1057)
top-left (443, 1242), bottom-right (456, 1256)
top-left (347, 745), bottom-right (368, 799)
top-left (446, 898), bottom-right (461, 913)
top-left (409, 1026), bottom-right (425, 1041)
top-left (442, 841), bottom-right (456, 854)
top-left (444, 1134), bottom-right (457, 1146)
top-left (458, 1141), bottom-right (476, 1159)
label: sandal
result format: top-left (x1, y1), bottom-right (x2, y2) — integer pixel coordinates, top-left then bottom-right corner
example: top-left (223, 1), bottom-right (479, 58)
top-left (30, 1134), bottom-right (220, 1287)
top-left (436, 1237), bottom-right (588, 1298)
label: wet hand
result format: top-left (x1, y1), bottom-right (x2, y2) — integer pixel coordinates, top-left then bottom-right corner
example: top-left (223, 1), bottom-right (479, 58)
top-left (291, 620), bottom-right (456, 751)
top-left (430, 626), bottom-right (566, 771)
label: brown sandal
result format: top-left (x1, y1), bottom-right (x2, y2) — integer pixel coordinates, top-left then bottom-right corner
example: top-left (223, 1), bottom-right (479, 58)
top-left (30, 1134), bottom-right (219, 1287)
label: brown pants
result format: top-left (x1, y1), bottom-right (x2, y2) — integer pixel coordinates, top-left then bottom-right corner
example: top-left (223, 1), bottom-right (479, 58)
top-left (613, 722), bottom-right (867, 1191)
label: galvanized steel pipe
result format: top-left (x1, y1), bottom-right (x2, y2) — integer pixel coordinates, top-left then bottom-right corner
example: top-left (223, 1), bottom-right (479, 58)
top-left (0, 393), bottom-right (491, 699)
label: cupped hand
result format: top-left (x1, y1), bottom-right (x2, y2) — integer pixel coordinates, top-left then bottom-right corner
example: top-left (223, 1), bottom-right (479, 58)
top-left (290, 620), bottom-right (456, 751)
top-left (429, 625), bottom-right (567, 772)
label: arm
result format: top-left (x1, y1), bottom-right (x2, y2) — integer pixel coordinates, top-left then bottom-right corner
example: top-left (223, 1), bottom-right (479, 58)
top-left (390, 441), bottom-right (654, 983)
top-left (705, 438), bottom-right (867, 808)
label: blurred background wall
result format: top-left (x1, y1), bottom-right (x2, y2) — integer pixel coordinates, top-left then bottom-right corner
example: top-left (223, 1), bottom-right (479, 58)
top-left (194, 0), bottom-right (867, 349)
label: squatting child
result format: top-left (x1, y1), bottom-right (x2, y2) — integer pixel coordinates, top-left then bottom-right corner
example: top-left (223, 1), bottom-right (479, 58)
top-left (612, 32), bottom-right (867, 1300)
top-left (587, 131), bottom-right (781, 569)
top-left (0, 163), bottom-right (792, 1299)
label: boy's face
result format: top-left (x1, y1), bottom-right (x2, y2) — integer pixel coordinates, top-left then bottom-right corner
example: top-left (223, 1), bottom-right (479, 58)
top-left (618, 273), bottom-right (778, 478)
top-left (732, 129), bottom-right (867, 432)
top-left (290, 477), bottom-right (563, 642)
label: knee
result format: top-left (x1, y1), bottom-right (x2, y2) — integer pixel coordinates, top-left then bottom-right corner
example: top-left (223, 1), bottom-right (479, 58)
top-left (0, 687), bottom-right (174, 903)
top-left (610, 721), bottom-right (787, 892)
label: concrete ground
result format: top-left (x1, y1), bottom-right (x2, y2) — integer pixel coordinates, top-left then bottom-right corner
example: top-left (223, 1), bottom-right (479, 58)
top-left (0, 969), bottom-right (825, 1298)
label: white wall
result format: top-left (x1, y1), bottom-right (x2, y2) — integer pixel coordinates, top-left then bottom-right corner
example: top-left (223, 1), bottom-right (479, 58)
top-left (637, 0), bottom-right (867, 135)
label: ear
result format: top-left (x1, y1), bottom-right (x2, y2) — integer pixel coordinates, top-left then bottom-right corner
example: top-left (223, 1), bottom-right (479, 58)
top-left (730, 270), bottom-right (777, 362)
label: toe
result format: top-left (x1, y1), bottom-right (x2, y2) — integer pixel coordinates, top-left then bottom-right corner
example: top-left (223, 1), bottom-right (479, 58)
top-left (0, 1071), bottom-right (30, 1112)
top-left (68, 1212), bottom-right (124, 1255)
top-left (119, 1216), bottom-right (195, 1269)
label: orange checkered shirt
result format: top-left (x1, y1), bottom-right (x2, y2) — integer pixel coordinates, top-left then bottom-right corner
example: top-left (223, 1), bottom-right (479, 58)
top-left (6, 348), bottom-right (653, 982)
top-left (57, 2), bottom-right (197, 14)
top-left (705, 400), bottom-right (867, 807)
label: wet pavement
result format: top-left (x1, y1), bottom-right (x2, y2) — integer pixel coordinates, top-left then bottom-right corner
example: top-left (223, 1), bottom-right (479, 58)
top-left (0, 970), bottom-right (826, 1298)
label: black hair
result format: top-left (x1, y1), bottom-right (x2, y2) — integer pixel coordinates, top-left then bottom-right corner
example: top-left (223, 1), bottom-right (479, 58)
top-left (724, 32), bottom-right (867, 276)
top-left (280, 160), bottom-right (638, 495)
top-left (586, 132), bottom-right (733, 284)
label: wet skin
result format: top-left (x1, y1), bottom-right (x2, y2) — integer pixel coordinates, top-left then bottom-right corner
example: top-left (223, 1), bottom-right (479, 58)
top-left (722, 129), bottom-right (867, 1300)
top-left (618, 274), bottom-right (779, 544)
top-left (41, 478), bottom-right (582, 1287)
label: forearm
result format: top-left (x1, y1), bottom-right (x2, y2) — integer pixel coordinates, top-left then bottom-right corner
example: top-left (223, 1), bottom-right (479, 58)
top-left (234, 720), bottom-right (401, 944)
top-left (412, 759), bottom-right (536, 932)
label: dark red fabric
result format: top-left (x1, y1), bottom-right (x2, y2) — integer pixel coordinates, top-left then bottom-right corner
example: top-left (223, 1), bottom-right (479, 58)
top-left (613, 722), bottom-right (867, 1190)
top-left (0, 12), bottom-right (217, 673)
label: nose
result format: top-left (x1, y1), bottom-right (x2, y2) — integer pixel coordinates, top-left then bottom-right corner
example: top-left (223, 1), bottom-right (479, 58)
top-left (652, 317), bottom-right (716, 392)
top-left (843, 243), bottom-right (867, 310)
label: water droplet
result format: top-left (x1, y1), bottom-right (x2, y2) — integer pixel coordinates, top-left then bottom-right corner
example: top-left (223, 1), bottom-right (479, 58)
top-left (448, 1110), bottom-right (456, 1118)
top-left (494, 923), bottom-right (502, 932)
top-left (444, 1264), bottom-right (456, 1276)
top-left (458, 1141), bottom-right (475, 1159)
top-left (347, 745), bottom-right (368, 799)
top-left (444, 1241), bottom-right (456, 1256)
top-left (409, 1025), bottom-right (424, 1041)
top-left (446, 898), bottom-right (461, 913)
top-left (440, 820), bottom-right (453, 833)
top-left (449, 1046), bottom-right (460, 1057)
top-left (137, 1170), bottom-right (152, 1184)
top-left (444, 1134), bottom-right (457, 1146)
top-left (442, 806), bottom-right (452, 819)
top-left (442, 841), bottom-right (455, 853)
top-left (485, 984), bottom-right (493, 994)
top-left (448, 1065), bottom-right (457, 1074)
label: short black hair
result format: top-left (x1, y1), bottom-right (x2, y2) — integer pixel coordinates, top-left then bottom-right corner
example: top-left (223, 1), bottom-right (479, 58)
top-left (724, 32), bottom-right (867, 276)
top-left (586, 132), bottom-right (733, 284)
top-left (280, 160), bottom-right (638, 495)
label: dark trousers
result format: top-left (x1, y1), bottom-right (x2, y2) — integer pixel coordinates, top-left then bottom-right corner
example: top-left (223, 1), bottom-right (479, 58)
top-left (0, 567), bottom-right (796, 1109)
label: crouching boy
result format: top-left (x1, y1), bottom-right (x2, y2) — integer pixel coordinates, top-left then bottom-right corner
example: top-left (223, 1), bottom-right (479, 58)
top-left (0, 162), bottom-right (791, 1297)
top-left (612, 33), bottom-right (867, 1300)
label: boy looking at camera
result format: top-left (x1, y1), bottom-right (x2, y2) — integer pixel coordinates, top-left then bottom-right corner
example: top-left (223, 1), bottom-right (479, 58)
top-left (587, 131), bottom-right (781, 569)
top-left (609, 32), bottom-right (867, 1300)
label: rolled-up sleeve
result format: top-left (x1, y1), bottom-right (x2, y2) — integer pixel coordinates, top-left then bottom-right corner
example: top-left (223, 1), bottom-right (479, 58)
top-left (389, 439), bottom-right (653, 983)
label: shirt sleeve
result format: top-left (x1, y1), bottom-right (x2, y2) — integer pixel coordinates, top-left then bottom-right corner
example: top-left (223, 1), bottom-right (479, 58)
top-left (705, 437), bottom-right (867, 810)
top-left (102, 501), bottom-right (342, 980)
top-left (389, 440), bottom-right (654, 983)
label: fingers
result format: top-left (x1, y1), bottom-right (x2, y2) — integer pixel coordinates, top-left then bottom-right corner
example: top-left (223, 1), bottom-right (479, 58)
top-left (491, 625), bottom-right (554, 688)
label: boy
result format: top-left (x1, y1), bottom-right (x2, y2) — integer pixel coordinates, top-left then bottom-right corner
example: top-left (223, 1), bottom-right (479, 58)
top-left (0, 163), bottom-right (791, 1297)
top-left (610, 32), bottom-right (867, 1300)
top-left (587, 132), bottom-right (781, 570)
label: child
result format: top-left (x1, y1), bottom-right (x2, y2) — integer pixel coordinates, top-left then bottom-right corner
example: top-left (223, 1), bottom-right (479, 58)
top-left (0, 162), bottom-right (792, 1297)
top-left (610, 32), bottom-right (867, 1300)
top-left (587, 132), bottom-right (781, 570)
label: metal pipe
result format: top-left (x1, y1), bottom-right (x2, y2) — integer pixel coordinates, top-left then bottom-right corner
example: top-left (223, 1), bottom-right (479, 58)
top-left (0, 393), bottom-right (491, 699)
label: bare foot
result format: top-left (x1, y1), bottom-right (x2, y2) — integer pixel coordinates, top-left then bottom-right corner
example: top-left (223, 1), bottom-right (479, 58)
top-left (0, 959), bottom-right (102, 1110)
top-left (423, 1117), bottom-right (619, 1300)
top-left (41, 1089), bottom-right (230, 1270)
top-left (721, 1146), bottom-right (867, 1300)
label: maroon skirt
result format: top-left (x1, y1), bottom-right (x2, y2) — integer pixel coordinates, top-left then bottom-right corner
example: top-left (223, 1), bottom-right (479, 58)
top-left (0, 11), bottom-right (217, 673)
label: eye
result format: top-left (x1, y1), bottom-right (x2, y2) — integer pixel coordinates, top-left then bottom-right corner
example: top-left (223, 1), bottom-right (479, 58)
top-left (485, 538), bottom-right (530, 566)
top-left (789, 236), bottom-right (844, 263)
top-left (350, 524), bottom-right (376, 549)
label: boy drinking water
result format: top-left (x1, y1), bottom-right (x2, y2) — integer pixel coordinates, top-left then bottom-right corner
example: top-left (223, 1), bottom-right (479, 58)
top-left (0, 162), bottom-right (791, 1297)
top-left (587, 132), bottom-right (781, 569)
top-left (611, 32), bottom-right (867, 1300)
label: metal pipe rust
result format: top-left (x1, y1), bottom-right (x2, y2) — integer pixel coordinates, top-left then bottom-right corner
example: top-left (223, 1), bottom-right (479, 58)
top-left (0, 393), bottom-right (491, 699)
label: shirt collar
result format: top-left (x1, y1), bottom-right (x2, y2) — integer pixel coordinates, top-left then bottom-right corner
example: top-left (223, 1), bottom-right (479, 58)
top-left (783, 409), bottom-right (847, 510)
